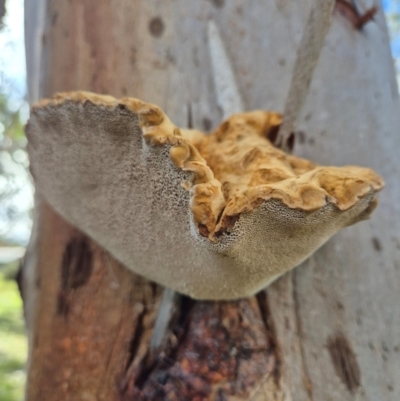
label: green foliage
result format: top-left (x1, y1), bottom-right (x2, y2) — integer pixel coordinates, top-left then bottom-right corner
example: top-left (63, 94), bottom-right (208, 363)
top-left (0, 98), bottom-right (28, 399)
top-left (0, 94), bottom-right (25, 141)
top-left (0, 6), bottom-right (29, 401)
top-left (0, 267), bottom-right (27, 401)
top-left (0, 93), bottom-right (32, 245)
top-left (386, 0), bottom-right (400, 37)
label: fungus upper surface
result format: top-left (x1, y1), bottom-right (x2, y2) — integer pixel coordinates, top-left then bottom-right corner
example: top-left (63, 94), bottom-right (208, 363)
top-left (190, 112), bottom-right (383, 237)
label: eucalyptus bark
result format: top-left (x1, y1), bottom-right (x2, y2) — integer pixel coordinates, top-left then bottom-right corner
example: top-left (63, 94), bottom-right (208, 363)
top-left (24, 1), bottom-right (400, 400)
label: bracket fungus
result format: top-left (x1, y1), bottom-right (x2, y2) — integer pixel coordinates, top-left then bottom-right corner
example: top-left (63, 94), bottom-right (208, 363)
top-left (26, 91), bottom-right (383, 300)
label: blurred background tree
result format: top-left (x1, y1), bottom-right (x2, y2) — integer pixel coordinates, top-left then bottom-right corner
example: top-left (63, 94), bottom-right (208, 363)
top-left (0, 0), bottom-right (32, 248)
top-left (0, 1), bottom-right (31, 400)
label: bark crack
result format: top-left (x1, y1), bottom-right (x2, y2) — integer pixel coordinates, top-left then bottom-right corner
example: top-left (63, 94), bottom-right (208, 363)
top-left (292, 270), bottom-right (314, 401)
top-left (255, 291), bottom-right (282, 385)
top-left (97, 303), bottom-right (127, 399)
top-left (327, 332), bottom-right (361, 393)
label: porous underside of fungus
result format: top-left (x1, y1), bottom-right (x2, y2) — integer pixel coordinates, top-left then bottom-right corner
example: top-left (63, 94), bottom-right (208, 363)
top-left (26, 92), bottom-right (384, 299)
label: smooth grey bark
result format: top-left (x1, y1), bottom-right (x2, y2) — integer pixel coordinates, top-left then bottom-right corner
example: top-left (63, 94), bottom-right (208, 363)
top-left (272, 7), bottom-right (400, 400)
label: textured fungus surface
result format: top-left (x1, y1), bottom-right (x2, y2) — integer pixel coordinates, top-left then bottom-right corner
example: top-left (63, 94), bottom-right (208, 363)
top-left (190, 111), bottom-right (382, 237)
top-left (26, 91), bottom-right (384, 299)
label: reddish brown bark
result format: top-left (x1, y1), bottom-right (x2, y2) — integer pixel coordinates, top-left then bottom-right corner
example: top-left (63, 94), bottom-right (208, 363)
top-left (25, 202), bottom-right (280, 400)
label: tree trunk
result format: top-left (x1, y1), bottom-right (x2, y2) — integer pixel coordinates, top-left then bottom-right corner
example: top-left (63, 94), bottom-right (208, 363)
top-left (24, 1), bottom-right (400, 400)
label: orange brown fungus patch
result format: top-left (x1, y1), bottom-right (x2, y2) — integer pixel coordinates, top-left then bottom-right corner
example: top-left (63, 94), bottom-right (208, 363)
top-left (131, 100), bottom-right (383, 241)
top-left (138, 104), bottom-right (226, 239)
top-left (183, 111), bottom-right (383, 239)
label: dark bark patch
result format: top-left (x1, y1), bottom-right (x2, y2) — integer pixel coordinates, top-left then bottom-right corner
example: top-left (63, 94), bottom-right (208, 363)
top-left (210, 0), bottom-right (225, 9)
top-left (149, 17), bottom-right (165, 38)
top-left (130, 46), bottom-right (137, 65)
top-left (304, 112), bottom-right (312, 121)
top-left (372, 237), bottom-right (382, 252)
top-left (187, 103), bottom-right (193, 129)
top-left (216, 388), bottom-right (228, 401)
top-left (15, 262), bottom-right (24, 301)
top-left (203, 117), bottom-right (212, 132)
top-left (327, 333), bottom-right (361, 393)
top-left (297, 130), bottom-right (306, 144)
top-left (57, 236), bottom-right (93, 316)
top-left (57, 293), bottom-right (70, 316)
top-left (126, 309), bottom-right (146, 372)
top-left (264, 123), bottom-right (280, 144)
top-left (264, 122), bottom-right (295, 152)
top-left (51, 11), bottom-right (59, 26)
top-left (286, 132), bottom-right (295, 152)
top-left (61, 236), bottom-right (93, 290)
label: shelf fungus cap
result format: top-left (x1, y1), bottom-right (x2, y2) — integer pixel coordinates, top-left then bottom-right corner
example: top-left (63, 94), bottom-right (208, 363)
top-left (26, 92), bottom-right (384, 300)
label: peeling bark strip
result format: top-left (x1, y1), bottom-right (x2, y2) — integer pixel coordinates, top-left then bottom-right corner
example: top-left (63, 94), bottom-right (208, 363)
top-left (327, 333), bottom-right (361, 393)
top-left (335, 0), bottom-right (377, 30)
top-left (277, 0), bottom-right (335, 151)
top-left (120, 298), bottom-right (280, 400)
top-left (57, 236), bottom-right (93, 316)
